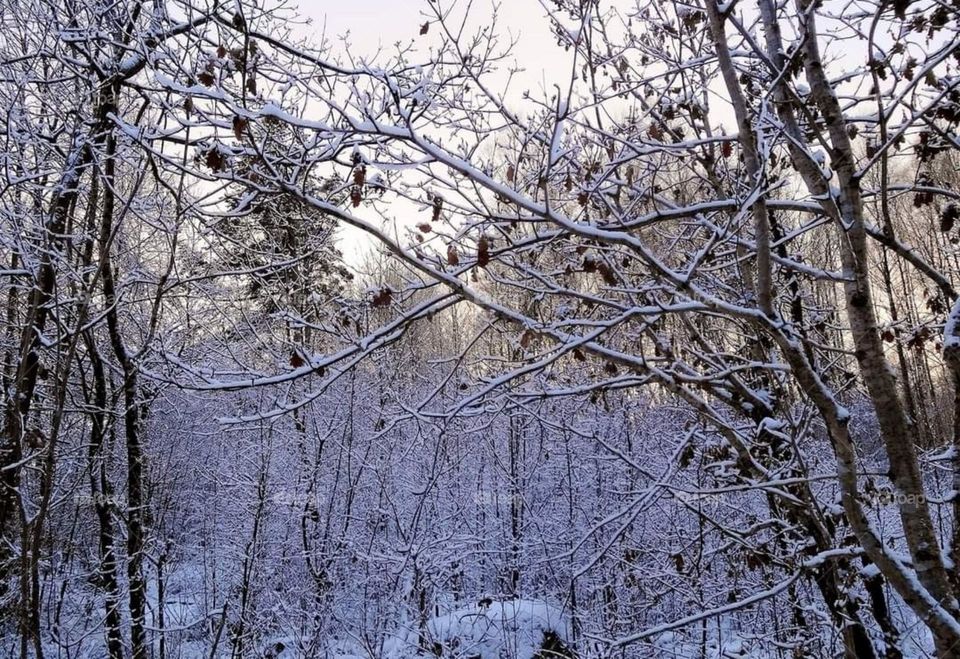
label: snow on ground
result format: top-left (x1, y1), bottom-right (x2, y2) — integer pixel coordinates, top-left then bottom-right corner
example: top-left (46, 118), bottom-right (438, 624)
top-left (382, 599), bottom-right (573, 659)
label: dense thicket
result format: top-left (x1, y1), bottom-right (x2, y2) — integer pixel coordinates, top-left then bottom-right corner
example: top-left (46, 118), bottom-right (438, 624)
top-left (0, 0), bottom-right (959, 657)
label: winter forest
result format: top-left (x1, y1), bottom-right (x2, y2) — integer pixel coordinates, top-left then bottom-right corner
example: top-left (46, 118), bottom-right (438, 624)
top-left (2, 0), bottom-right (960, 657)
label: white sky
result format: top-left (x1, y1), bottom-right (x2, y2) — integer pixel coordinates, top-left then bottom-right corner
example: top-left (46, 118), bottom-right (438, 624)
top-left (294, 0), bottom-right (557, 70)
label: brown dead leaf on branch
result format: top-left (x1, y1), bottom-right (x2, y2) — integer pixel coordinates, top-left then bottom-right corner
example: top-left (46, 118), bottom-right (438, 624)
top-left (477, 236), bottom-right (490, 268)
top-left (205, 148), bottom-right (225, 172)
top-left (232, 116), bottom-right (248, 141)
top-left (371, 288), bottom-right (393, 307)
